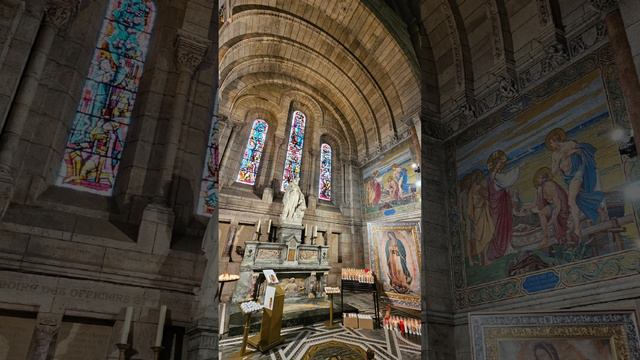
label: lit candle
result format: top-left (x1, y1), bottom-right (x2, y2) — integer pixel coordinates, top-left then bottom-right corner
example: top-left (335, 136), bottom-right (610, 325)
top-left (255, 220), bottom-right (261, 234)
top-left (120, 306), bottom-right (133, 344)
top-left (267, 219), bottom-right (272, 233)
top-left (154, 305), bottom-right (167, 347)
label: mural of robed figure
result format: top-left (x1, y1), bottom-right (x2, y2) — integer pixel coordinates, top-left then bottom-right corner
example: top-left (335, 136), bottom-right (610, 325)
top-left (385, 231), bottom-right (413, 293)
top-left (546, 128), bottom-right (605, 238)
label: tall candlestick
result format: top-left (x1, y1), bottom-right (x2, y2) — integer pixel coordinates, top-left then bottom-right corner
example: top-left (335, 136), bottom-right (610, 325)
top-left (255, 220), bottom-right (261, 234)
top-left (154, 305), bottom-right (167, 347)
top-left (120, 306), bottom-right (133, 344)
top-left (267, 219), bottom-right (272, 233)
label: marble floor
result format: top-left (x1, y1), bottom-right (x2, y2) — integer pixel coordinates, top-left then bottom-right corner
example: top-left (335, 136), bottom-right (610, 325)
top-left (219, 293), bottom-right (422, 359)
top-left (219, 322), bottom-right (422, 359)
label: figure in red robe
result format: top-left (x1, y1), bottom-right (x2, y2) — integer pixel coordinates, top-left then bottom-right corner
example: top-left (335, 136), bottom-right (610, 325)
top-left (486, 150), bottom-right (518, 261)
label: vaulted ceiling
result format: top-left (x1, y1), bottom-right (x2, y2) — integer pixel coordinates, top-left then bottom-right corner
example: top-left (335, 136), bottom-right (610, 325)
top-left (219, 0), bottom-right (605, 154)
top-left (218, 0), bottom-right (422, 161)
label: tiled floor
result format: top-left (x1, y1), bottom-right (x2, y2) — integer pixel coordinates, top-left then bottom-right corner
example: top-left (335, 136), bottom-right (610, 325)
top-left (219, 293), bottom-right (422, 359)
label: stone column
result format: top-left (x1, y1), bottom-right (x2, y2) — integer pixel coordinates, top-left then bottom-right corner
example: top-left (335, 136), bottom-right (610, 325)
top-left (0, 0), bottom-right (77, 218)
top-left (591, 0), bottom-right (640, 153)
top-left (26, 313), bottom-right (62, 360)
top-left (138, 31), bottom-right (208, 254)
top-left (155, 31), bottom-right (208, 204)
top-left (187, 208), bottom-right (219, 360)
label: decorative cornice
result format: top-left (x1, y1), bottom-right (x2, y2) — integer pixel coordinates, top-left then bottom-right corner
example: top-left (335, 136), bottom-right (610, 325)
top-left (44, 0), bottom-right (78, 30)
top-left (588, 0), bottom-right (619, 16)
top-left (433, 18), bottom-right (607, 141)
top-left (175, 30), bottom-right (210, 74)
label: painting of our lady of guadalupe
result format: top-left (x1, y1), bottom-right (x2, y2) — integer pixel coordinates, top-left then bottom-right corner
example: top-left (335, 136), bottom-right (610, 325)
top-left (368, 222), bottom-right (421, 310)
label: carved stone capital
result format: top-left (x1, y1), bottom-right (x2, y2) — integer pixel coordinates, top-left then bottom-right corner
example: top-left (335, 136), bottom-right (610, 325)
top-left (44, 0), bottom-right (78, 30)
top-left (175, 31), bottom-right (209, 74)
top-left (589, 0), bottom-right (619, 15)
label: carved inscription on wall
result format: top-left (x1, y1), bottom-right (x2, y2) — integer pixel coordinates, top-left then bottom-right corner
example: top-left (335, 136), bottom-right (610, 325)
top-left (0, 279), bottom-right (145, 305)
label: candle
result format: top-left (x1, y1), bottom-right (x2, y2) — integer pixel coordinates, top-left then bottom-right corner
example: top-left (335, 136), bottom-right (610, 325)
top-left (154, 305), bottom-right (167, 347)
top-left (267, 219), bottom-right (272, 233)
top-left (255, 220), bottom-right (261, 234)
top-left (120, 306), bottom-right (133, 344)
top-left (304, 224), bottom-right (308, 236)
top-left (313, 226), bottom-right (318, 238)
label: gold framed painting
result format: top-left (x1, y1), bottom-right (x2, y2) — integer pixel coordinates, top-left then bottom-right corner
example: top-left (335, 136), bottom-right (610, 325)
top-left (469, 311), bottom-right (640, 360)
top-left (367, 221), bottom-right (421, 310)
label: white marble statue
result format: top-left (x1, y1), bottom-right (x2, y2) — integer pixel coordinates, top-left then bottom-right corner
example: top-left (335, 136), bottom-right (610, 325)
top-left (281, 178), bottom-right (306, 224)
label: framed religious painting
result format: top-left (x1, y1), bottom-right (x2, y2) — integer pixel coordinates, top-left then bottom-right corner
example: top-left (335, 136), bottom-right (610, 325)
top-left (469, 311), bottom-right (640, 360)
top-left (367, 221), bottom-right (421, 310)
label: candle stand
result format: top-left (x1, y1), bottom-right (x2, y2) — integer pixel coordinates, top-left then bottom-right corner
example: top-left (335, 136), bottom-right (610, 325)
top-left (151, 345), bottom-right (164, 360)
top-left (116, 343), bottom-right (130, 360)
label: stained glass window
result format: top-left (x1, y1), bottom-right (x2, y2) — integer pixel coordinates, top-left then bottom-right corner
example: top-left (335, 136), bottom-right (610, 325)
top-left (281, 110), bottom-right (306, 191)
top-left (318, 143), bottom-right (332, 201)
top-left (56, 0), bottom-right (156, 195)
top-left (236, 119), bottom-right (269, 185)
top-left (197, 117), bottom-right (220, 215)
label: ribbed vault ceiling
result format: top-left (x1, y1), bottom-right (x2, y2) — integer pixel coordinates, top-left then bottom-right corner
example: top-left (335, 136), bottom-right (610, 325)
top-left (218, 0), bottom-right (422, 161)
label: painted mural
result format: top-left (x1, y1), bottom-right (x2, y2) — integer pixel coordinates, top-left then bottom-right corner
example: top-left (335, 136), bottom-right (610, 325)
top-left (368, 222), bottom-right (421, 310)
top-left (362, 141), bottom-right (420, 220)
top-left (455, 69), bottom-right (639, 288)
top-left (470, 311), bottom-right (640, 360)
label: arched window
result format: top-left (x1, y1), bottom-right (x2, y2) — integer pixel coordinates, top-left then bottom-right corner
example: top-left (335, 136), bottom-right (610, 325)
top-left (318, 143), bottom-right (332, 201)
top-left (56, 0), bottom-right (156, 195)
top-left (281, 110), bottom-right (306, 191)
top-left (236, 119), bottom-right (269, 185)
top-left (197, 117), bottom-right (219, 216)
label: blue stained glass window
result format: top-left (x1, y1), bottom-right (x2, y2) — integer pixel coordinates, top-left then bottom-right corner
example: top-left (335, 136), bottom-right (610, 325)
top-left (281, 110), bottom-right (306, 191)
top-left (197, 116), bottom-right (220, 216)
top-left (318, 143), bottom-right (332, 201)
top-left (236, 119), bottom-right (269, 185)
top-left (56, 0), bottom-right (156, 195)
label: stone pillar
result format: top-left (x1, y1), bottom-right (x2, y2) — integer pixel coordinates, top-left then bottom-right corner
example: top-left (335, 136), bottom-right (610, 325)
top-left (591, 0), bottom-right (640, 153)
top-left (0, 0), bottom-right (77, 218)
top-left (26, 313), bottom-right (62, 360)
top-left (138, 31), bottom-right (208, 255)
top-left (187, 208), bottom-right (219, 360)
top-left (155, 31), bottom-right (208, 204)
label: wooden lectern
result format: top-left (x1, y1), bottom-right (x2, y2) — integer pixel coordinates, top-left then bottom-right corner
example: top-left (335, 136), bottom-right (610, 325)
top-left (248, 285), bottom-right (284, 352)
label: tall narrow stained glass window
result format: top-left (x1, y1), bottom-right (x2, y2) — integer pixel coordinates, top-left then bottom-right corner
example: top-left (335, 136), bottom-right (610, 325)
top-left (197, 117), bottom-right (219, 215)
top-left (56, 0), bottom-right (156, 195)
top-left (318, 143), bottom-right (332, 201)
top-left (236, 119), bottom-right (269, 185)
top-left (281, 110), bottom-right (306, 191)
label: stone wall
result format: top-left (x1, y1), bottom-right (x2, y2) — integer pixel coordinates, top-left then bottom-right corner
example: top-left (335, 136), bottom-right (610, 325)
top-left (0, 0), bottom-right (218, 357)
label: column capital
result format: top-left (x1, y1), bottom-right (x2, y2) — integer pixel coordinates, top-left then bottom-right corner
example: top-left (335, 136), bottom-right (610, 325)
top-left (588, 0), bottom-right (619, 15)
top-left (44, 0), bottom-right (78, 30)
top-left (175, 30), bottom-right (209, 74)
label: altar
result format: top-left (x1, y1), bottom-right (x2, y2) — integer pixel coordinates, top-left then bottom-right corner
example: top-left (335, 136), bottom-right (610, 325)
top-left (231, 179), bottom-right (332, 304)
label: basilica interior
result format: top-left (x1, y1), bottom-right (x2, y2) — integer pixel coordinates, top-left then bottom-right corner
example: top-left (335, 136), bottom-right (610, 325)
top-left (0, 0), bottom-right (640, 359)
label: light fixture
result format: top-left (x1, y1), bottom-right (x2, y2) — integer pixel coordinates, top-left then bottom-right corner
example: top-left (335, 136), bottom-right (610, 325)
top-left (411, 163), bottom-right (420, 173)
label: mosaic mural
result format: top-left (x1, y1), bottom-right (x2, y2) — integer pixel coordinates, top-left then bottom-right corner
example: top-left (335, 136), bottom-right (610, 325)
top-left (318, 143), bottom-right (332, 201)
top-left (470, 311), bottom-right (640, 360)
top-left (362, 140), bottom-right (420, 219)
top-left (281, 110), bottom-right (306, 191)
top-left (197, 116), bottom-right (220, 215)
top-left (57, 0), bottom-right (156, 195)
top-left (450, 45), bottom-right (640, 308)
top-left (236, 119), bottom-right (268, 186)
top-left (368, 221), bottom-right (421, 310)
